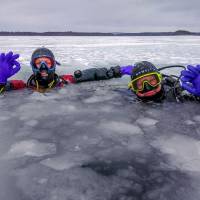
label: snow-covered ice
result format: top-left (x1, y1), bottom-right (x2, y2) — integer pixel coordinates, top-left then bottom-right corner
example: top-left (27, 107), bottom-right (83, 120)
top-left (0, 36), bottom-right (200, 200)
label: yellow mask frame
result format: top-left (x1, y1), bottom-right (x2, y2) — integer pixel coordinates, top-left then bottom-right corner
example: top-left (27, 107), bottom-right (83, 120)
top-left (128, 72), bottom-right (162, 93)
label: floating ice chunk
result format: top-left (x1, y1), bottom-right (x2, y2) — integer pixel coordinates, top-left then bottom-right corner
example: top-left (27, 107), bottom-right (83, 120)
top-left (185, 120), bottom-right (196, 125)
top-left (74, 120), bottom-right (94, 126)
top-left (99, 121), bottom-right (143, 135)
top-left (28, 92), bottom-right (47, 100)
top-left (28, 92), bottom-right (60, 101)
top-left (40, 152), bottom-right (91, 170)
top-left (37, 178), bottom-right (48, 184)
top-left (25, 120), bottom-right (38, 127)
top-left (84, 94), bottom-right (116, 103)
top-left (17, 103), bottom-right (48, 120)
top-left (182, 160), bottom-right (200, 172)
top-left (193, 115), bottom-right (200, 123)
top-left (0, 116), bottom-right (11, 121)
top-left (98, 105), bottom-right (115, 113)
top-left (151, 134), bottom-right (200, 172)
top-left (145, 109), bottom-right (161, 118)
top-left (83, 89), bottom-right (119, 103)
top-left (126, 137), bottom-right (151, 154)
top-left (0, 111), bottom-right (16, 119)
top-left (136, 117), bottom-right (158, 127)
top-left (17, 102), bottom-right (77, 121)
top-left (59, 104), bottom-right (77, 112)
top-left (4, 140), bottom-right (56, 159)
top-left (196, 128), bottom-right (200, 135)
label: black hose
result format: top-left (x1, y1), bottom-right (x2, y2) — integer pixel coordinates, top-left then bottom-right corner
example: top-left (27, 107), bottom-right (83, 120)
top-left (158, 65), bottom-right (186, 71)
top-left (162, 74), bottom-right (179, 79)
top-left (158, 65), bottom-right (185, 102)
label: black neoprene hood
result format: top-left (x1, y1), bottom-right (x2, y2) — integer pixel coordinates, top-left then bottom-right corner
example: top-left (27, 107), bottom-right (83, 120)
top-left (131, 61), bottom-right (159, 80)
top-left (31, 47), bottom-right (55, 64)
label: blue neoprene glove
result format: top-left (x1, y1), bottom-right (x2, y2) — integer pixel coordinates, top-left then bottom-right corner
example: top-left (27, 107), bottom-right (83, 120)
top-left (181, 65), bottom-right (200, 97)
top-left (0, 52), bottom-right (21, 84)
top-left (120, 65), bottom-right (134, 75)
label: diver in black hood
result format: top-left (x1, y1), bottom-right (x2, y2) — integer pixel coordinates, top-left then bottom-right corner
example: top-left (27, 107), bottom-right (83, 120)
top-left (74, 61), bottom-right (200, 103)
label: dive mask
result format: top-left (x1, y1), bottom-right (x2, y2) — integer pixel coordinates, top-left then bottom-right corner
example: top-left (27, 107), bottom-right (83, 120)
top-left (32, 58), bottom-right (56, 74)
top-left (128, 72), bottom-right (162, 93)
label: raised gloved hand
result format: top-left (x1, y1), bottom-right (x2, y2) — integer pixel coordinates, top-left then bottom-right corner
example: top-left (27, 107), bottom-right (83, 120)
top-left (0, 52), bottom-right (21, 84)
top-left (181, 65), bottom-right (200, 97)
top-left (120, 65), bottom-right (134, 75)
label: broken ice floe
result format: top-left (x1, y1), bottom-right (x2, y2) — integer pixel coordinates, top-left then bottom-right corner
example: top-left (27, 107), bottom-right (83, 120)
top-left (4, 140), bottom-right (56, 159)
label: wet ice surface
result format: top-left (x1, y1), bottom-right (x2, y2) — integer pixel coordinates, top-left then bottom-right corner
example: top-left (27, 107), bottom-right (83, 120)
top-left (0, 36), bottom-right (200, 200)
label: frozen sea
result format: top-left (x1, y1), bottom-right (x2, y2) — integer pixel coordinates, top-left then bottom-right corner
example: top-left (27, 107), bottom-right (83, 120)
top-left (0, 36), bottom-right (200, 200)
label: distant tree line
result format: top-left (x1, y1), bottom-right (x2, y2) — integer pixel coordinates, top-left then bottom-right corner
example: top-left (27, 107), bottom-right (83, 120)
top-left (0, 30), bottom-right (199, 36)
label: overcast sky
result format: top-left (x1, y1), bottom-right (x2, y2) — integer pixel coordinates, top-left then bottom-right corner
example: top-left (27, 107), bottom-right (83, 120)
top-left (0, 0), bottom-right (199, 32)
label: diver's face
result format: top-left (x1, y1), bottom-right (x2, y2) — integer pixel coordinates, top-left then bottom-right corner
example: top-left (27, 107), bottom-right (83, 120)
top-left (136, 84), bottom-right (162, 98)
top-left (34, 57), bottom-right (54, 79)
top-left (129, 73), bottom-right (162, 98)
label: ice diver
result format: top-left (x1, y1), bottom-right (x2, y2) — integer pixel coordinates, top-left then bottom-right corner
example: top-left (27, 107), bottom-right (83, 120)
top-left (67, 61), bottom-right (200, 102)
top-left (0, 49), bottom-right (199, 102)
top-left (0, 48), bottom-right (122, 93)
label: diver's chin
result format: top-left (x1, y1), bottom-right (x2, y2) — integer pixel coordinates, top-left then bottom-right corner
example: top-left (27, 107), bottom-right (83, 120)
top-left (136, 85), bottom-right (162, 98)
top-left (35, 73), bottom-right (51, 86)
top-left (35, 71), bottom-right (50, 81)
top-left (40, 71), bottom-right (49, 79)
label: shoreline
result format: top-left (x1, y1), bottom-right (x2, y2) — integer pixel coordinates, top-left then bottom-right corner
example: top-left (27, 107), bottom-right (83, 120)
top-left (0, 31), bottom-right (199, 36)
